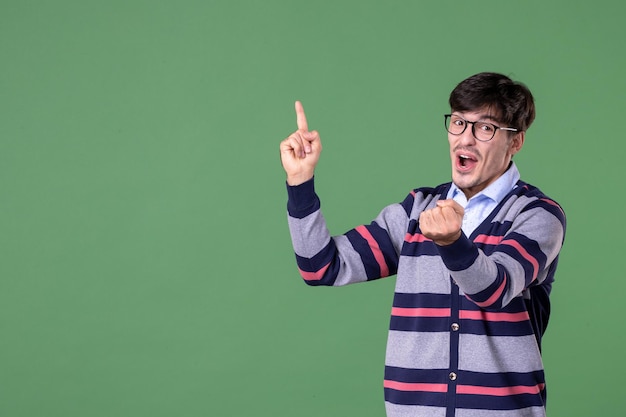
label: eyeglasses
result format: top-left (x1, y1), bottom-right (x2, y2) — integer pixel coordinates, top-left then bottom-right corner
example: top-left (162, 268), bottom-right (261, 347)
top-left (444, 114), bottom-right (518, 142)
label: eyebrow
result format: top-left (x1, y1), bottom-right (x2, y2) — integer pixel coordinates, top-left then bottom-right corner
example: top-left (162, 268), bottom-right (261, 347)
top-left (453, 113), bottom-right (500, 123)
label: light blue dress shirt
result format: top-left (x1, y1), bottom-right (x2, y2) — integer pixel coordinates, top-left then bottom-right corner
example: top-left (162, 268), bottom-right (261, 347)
top-left (446, 162), bottom-right (520, 236)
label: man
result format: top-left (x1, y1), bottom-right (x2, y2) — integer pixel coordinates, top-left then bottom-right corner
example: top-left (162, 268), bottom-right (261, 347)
top-left (279, 72), bottom-right (566, 417)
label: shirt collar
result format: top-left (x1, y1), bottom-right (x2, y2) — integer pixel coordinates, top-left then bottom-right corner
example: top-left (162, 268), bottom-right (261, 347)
top-left (449, 162), bottom-right (520, 204)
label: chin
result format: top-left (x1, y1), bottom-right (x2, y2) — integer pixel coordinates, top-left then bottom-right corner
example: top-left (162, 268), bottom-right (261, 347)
top-left (452, 172), bottom-right (471, 187)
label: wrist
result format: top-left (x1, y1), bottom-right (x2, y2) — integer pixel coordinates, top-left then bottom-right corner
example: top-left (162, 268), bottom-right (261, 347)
top-left (286, 172), bottom-right (314, 186)
top-left (433, 231), bottom-right (462, 246)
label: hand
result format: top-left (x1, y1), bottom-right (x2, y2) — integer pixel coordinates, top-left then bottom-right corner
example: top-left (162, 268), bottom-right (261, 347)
top-left (279, 101), bottom-right (322, 185)
top-left (419, 199), bottom-right (464, 246)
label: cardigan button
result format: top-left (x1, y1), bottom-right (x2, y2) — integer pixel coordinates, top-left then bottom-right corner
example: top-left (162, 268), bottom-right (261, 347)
top-left (449, 372), bottom-right (458, 381)
top-left (451, 323), bottom-right (460, 331)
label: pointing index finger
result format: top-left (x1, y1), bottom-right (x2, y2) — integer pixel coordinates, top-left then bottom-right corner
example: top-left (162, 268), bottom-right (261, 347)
top-left (295, 100), bottom-right (308, 132)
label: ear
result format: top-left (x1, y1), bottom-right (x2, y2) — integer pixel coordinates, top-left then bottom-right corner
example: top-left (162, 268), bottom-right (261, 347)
top-left (509, 131), bottom-right (525, 156)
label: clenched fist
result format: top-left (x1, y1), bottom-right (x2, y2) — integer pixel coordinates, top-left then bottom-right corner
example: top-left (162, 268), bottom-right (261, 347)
top-left (419, 199), bottom-right (464, 246)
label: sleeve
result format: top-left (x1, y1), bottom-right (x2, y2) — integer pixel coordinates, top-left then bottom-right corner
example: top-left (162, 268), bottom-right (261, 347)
top-left (286, 178), bottom-right (410, 286)
top-left (436, 197), bottom-right (566, 310)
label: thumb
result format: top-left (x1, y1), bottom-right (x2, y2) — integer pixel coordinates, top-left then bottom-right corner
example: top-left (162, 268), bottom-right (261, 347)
top-left (436, 199), bottom-right (464, 216)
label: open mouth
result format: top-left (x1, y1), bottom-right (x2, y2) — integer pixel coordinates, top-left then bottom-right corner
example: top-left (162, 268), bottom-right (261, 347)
top-left (457, 154), bottom-right (478, 170)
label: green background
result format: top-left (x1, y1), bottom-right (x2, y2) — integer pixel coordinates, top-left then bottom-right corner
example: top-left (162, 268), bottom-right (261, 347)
top-left (1, 1), bottom-right (624, 416)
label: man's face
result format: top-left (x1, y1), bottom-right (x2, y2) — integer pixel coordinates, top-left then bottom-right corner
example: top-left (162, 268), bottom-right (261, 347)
top-left (448, 109), bottom-right (524, 199)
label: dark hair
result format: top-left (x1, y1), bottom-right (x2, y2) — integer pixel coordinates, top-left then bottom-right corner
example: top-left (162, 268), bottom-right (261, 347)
top-left (449, 72), bottom-right (535, 132)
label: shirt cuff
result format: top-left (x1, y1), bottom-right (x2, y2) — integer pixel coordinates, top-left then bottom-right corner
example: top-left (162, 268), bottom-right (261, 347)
top-left (286, 177), bottom-right (320, 219)
top-left (436, 232), bottom-right (479, 271)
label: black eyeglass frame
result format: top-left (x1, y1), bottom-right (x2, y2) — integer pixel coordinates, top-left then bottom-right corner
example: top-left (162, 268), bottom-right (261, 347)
top-left (444, 114), bottom-right (518, 142)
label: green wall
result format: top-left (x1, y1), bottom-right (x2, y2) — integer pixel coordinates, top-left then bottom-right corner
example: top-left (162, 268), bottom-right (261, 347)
top-left (1, 1), bottom-right (624, 415)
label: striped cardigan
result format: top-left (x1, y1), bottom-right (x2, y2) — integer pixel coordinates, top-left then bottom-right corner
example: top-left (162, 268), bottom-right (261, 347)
top-left (286, 177), bottom-right (566, 417)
